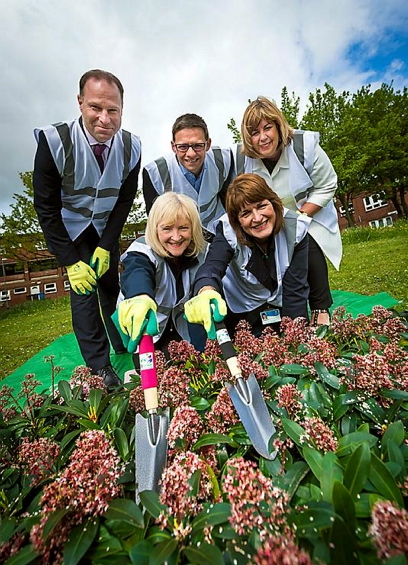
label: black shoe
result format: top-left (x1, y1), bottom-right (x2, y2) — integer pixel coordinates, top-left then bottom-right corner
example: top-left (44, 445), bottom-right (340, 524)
top-left (97, 365), bottom-right (122, 390)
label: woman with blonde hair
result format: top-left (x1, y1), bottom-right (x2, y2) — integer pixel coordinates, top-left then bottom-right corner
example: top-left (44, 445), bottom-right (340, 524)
top-left (115, 191), bottom-right (207, 356)
top-left (236, 96), bottom-right (342, 325)
top-left (184, 173), bottom-right (310, 339)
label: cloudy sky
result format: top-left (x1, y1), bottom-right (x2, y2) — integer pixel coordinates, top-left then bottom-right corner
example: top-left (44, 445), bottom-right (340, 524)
top-left (0, 0), bottom-right (407, 218)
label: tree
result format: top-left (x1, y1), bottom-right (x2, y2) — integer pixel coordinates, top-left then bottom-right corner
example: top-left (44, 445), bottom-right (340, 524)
top-left (0, 172), bottom-right (46, 260)
top-left (280, 87), bottom-right (300, 128)
top-left (121, 194), bottom-right (147, 239)
top-left (0, 172), bottom-right (148, 258)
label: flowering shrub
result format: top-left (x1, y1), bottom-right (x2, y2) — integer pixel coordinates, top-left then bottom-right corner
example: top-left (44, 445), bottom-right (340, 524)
top-left (0, 306), bottom-right (407, 564)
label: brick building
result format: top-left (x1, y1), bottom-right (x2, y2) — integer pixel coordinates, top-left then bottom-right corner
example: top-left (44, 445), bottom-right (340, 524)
top-left (337, 191), bottom-right (408, 230)
top-left (0, 235), bottom-right (143, 310)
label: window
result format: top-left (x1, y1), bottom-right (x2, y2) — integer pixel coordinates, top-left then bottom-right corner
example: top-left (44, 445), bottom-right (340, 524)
top-left (13, 287), bottom-right (27, 295)
top-left (369, 217), bottom-right (393, 229)
top-left (0, 290), bottom-right (10, 301)
top-left (363, 194), bottom-right (387, 212)
top-left (63, 280), bottom-right (71, 291)
top-left (338, 204), bottom-right (354, 217)
top-left (44, 283), bottom-right (57, 294)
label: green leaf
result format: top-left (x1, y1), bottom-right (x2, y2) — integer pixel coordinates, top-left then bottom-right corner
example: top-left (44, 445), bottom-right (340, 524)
top-left (77, 419), bottom-right (101, 430)
top-left (190, 396), bottom-right (211, 410)
top-left (150, 539), bottom-right (178, 565)
top-left (381, 388), bottom-right (408, 400)
top-left (281, 461), bottom-right (309, 499)
top-left (386, 441), bottom-right (405, 477)
top-left (302, 446), bottom-right (323, 480)
top-left (63, 517), bottom-right (99, 565)
top-left (113, 427), bottom-right (129, 460)
top-left (320, 452), bottom-right (344, 502)
top-left (294, 504), bottom-right (335, 537)
top-left (382, 420), bottom-right (405, 449)
top-left (129, 540), bottom-right (152, 565)
top-left (330, 516), bottom-right (358, 565)
top-left (184, 543), bottom-right (224, 565)
top-left (355, 493), bottom-right (382, 518)
top-left (315, 362), bottom-right (340, 389)
top-left (42, 508), bottom-right (70, 540)
top-left (332, 481), bottom-right (356, 531)
top-left (191, 502), bottom-right (231, 532)
top-left (355, 397), bottom-right (385, 424)
top-left (57, 379), bottom-right (72, 403)
top-left (368, 453), bottom-right (404, 506)
top-left (139, 490), bottom-right (167, 519)
top-left (344, 442), bottom-right (371, 498)
top-left (336, 431), bottom-right (378, 457)
top-left (333, 394), bottom-right (350, 420)
top-left (4, 544), bottom-right (39, 565)
top-left (88, 387), bottom-right (103, 411)
top-left (59, 429), bottom-right (81, 452)
top-left (192, 433), bottom-right (237, 450)
top-left (105, 498), bottom-right (144, 527)
top-left (279, 364), bottom-right (310, 375)
top-left (281, 418), bottom-right (305, 446)
top-left (0, 517), bottom-right (17, 543)
top-left (52, 402), bottom-right (89, 418)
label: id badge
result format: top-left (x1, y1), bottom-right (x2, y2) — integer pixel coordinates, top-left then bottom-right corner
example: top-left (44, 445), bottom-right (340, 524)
top-left (260, 308), bottom-right (281, 325)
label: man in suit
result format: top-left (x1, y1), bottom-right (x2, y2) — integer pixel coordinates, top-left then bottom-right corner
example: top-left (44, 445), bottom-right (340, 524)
top-left (142, 113), bottom-right (234, 238)
top-left (33, 69), bottom-right (141, 389)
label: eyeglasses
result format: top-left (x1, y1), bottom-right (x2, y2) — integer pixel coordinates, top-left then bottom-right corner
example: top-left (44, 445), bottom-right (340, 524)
top-left (174, 143), bottom-right (207, 153)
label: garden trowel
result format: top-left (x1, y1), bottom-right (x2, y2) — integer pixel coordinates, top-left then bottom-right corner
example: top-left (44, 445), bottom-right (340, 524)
top-left (135, 334), bottom-right (169, 501)
top-left (215, 321), bottom-right (277, 460)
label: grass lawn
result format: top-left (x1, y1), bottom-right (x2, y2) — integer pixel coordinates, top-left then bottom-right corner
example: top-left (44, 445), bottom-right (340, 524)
top-left (328, 220), bottom-right (408, 310)
top-left (0, 296), bottom-right (72, 380)
top-left (0, 220), bottom-right (407, 381)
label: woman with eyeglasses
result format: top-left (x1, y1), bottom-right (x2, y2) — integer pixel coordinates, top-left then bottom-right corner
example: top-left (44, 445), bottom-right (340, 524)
top-left (234, 96), bottom-right (342, 326)
top-left (113, 192), bottom-right (208, 358)
top-left (184, 173), bottom-right (310, 340)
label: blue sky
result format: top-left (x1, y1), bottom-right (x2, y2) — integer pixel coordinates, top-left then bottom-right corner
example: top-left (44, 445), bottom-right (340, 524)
top-left (0, 0), bottom-right (407, 219)
top-left (349, 31), bottom-right (408, 83)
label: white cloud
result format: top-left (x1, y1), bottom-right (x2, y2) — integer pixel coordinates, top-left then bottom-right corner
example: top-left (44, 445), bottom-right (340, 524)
top-left (0, 0), bottom-right (406, 217)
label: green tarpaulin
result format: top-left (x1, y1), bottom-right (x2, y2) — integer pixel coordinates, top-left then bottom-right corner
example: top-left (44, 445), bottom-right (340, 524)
top-left (1, 290), bottom-right (400, 393)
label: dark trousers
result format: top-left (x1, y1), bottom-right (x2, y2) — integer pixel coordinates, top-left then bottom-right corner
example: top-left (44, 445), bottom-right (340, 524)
top-left (307, 234), bottom-right (333, 311)
top-left (70, 227), bottom-right (124, 373)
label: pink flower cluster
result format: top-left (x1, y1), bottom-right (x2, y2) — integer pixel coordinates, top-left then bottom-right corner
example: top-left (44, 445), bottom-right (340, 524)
top-left (69, 365), bottom-right (106, 397)
top-left (18, 437), bottom-right (60, 486)
top-left (340, 350), bottom-right (394, 396)
top-left (0, 532), bottom-right (26, 563)
top-left (301, 417), bottom-right (338, 453)
top-left (30, 430), bottom-right (123, 564)
top-left (206, 387), bottom-right (239, 434)
top-left (167, 405), bottom-right (204, 450)
top-left (223, 456), bottom-right (290, 538)
top-left (369, 500), bottom-right (408, 559)
top-left (253, 534), bottom-right (313, 565)
top-left (233, 320), bottom-right (264, 357)
top-left (159, 450), bottom-right (216, 531)
top-left (276, 383), bottom-right (303, 419)
top-left (167, 339), bottom-right (201, 364)
top-left (158, 365), bottom-right (190, 409)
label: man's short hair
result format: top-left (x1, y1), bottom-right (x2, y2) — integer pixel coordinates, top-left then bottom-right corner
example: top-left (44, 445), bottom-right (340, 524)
top-left (79, 69), bottom-right (124, 104)
top-left (172, 113), bottom-right (209, 140)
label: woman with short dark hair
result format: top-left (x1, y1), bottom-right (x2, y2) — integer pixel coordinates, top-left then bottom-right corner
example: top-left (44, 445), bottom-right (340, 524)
top-left (184, 173), bottom-right (310, 339)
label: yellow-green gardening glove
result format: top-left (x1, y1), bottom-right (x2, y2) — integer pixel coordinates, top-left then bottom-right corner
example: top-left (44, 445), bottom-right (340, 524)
top-left (90, 246), bottom-right (110, 279)
top-left (66, 261), bottom-right (97, 295)
top-left (184, 289), bottom-right (227, 340)
top-left (116, 295), bottom-right (159, 353)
